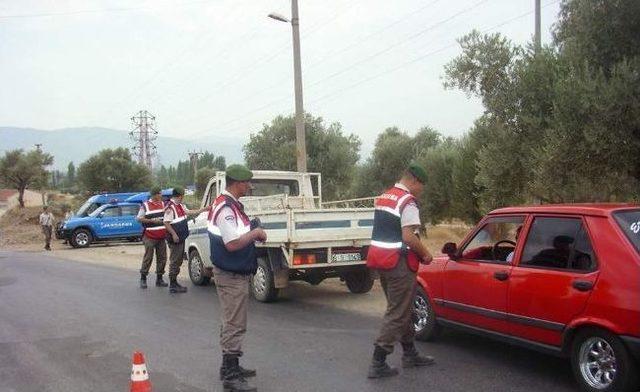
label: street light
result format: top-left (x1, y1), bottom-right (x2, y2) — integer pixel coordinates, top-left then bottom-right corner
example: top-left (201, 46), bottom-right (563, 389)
top-left (268, 0), bottom-right (307, 173)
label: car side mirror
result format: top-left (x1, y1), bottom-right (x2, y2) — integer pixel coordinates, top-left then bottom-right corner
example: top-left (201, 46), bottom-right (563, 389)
top-left (442, 242), bottom-right (458, 260)
top-left (98, 212), bottom-right (105, 218)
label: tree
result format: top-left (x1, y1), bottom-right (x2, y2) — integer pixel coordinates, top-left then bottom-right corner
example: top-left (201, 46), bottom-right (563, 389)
top-left (417, 140), bottom-right (459, 224)
top-left (442, 0), bottom-right (640, 209)
top-left (0, 149), bottom-right (53, 207)
top-left (244, 114), bottom-right (361, 201)
top-left (77, 148), bottom-right (151, 192)
top-left (66, 162), bottom-right (76, 188)
top-left (195, 167), bottom-right (216, 199)
top-left (554, 0), bottom-right (640, 75)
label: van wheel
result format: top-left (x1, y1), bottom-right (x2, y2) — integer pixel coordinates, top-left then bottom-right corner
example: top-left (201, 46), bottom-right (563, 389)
top-left (414, 286), bottom-right (440, 341)
top-left (344, 269), bottom-right (374, 294)
top-left (571, 328), bottom-right (639, 392)
top-left (71, 229), bottom-right (92, 248)
top-left (188, 250), bottom-right (210, 286)
top-left (251, 257), bottom-right (279, 302)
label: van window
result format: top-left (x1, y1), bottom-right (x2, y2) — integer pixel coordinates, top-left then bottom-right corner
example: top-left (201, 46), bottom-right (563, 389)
top-left (120, 205), bottom-right (140, 216)
top-left (77, 201), bottom-right (99, 217)
top-left (101, 207), bottom-right (121, 218)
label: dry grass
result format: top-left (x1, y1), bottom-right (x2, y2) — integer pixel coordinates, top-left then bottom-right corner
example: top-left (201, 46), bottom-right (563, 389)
top-left (0, 206), bottom-right (46, 247)
top-left (423, 223), bottom-right (471, 253)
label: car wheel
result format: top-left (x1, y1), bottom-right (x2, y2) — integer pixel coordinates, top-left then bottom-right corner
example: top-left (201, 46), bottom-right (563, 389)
top-left (344, 269), bottom-right (374, 294)
top-left (414, 286), bottom-right (440, 341)
top-left (188, 250), bottom-right (210, 286)
top-left (251, 257), bottom-right (279, 302)
top-left (571, 328), bottom-right (639, 392)
top-left (70, 229), bottom-right (92, 248)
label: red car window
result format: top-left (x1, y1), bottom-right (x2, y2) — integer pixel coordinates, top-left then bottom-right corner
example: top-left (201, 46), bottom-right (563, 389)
top-left (613, 209), bottom-right (640, 255)
top-left (520, 217), bottom-right (596, 271)
top-left (461, 216), bottom-right (524, 262)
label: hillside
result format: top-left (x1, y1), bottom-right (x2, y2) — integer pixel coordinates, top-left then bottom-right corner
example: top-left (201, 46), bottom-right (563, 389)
top-left (0, 126), bottom-right (245, 170)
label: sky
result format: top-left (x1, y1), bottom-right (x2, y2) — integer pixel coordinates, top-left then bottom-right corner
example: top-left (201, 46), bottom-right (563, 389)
top-left (0, 0), bottom-right (561, 158)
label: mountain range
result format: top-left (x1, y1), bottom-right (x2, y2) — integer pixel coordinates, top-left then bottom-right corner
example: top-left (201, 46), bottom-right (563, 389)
top-left (0, 127), bottom-right (246, 170)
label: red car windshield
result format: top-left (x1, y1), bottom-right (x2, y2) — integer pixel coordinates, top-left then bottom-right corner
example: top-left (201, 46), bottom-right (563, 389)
top-left (613, 209), bottom-right (640, 254)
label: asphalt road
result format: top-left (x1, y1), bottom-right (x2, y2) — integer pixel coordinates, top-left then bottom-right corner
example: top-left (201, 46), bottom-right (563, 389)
top-left (0, 251), bottom-right (578, 392)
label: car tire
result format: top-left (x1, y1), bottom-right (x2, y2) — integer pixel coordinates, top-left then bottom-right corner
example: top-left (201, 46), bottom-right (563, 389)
top-left (188, 249), bottom-right (211, 286)
top-left (251, 257), bottom-right (279, 302)
top-left (414, 286), bottom-right (440, 341)
top-left (344, 269), bottom-right (374, 294)
top-left (571, 328), bottom-right (639, 392)
top-left (70, 229), bottom-right (92, 248)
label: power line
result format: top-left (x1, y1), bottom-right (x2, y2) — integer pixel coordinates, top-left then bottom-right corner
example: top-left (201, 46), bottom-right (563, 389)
top-left (0, 0), bottom-right (214, 20)
top-left (305, 0), bottom-right (442, 72)
top-left (208, 0), bottom-right (443, 117)
top-left (193, 0), bottom-right (559, 139)
top-left (305, 0), bottom-right (489, 90)
top-left (310, 0), bottom-right (561, 107)
top-left (182, 0), bottom-right (484, 134)
top-left (182, 0), bottom-right (365, 107)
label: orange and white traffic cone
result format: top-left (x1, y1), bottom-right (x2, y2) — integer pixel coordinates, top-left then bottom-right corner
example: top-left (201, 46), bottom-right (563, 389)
top-left (130, 351), bottom-right (152, 392)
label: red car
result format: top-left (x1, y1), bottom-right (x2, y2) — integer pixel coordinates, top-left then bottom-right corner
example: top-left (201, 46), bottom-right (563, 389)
top-left (413, 204), bottom-right (640, 392)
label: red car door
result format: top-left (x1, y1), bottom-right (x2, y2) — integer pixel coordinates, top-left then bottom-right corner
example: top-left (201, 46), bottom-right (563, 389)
top-left (507, 215), bottom-right (599, 346)
top-left (441, 216), bottom-right (525, 334)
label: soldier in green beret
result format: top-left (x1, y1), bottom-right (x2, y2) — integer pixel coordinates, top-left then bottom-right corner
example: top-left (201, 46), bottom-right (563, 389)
top-left (208, 164), bottom-right (266, 391)
top-left (366, 163), bottom-right (435, 378)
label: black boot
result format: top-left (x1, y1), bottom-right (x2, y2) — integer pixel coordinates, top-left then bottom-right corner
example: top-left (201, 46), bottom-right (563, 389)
top-left (155, 274), bottom-right (168, 287)
top-left (139, 274), bottom-right (147, 289)
top-left (221, 354), bottom-right (257, 392)
top-left (219, 356), bottom-right (256, 380)
top-left (367, 345), bottom-right (399, 379)
top-left (401, 342), bottom-right (435, 368)
top-left (169, 278), bottom-right (187, 293)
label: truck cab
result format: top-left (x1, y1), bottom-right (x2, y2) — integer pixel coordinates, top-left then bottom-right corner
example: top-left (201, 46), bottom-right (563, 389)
top-left (187, 170), bottom-right (375, 302)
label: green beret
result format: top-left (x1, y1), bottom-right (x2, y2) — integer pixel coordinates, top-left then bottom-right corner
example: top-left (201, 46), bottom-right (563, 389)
top-left (149, 186), bottom-right (162, 195)
top-left (172, 186), bottom-right (184, 196)
top-left (408, 163), bottom-right (427, 184)
top-left (226, 164), bottom-right (253, 181)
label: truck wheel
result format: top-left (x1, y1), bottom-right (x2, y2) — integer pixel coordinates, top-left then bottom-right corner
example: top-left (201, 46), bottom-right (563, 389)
top-left (251, 257), bottom-right (279, 302)
top-left (571, 328), bottom-right (639, 392)
top-left (71, 229), bottom-right (92, 248)
top-left (344, 269), bottom-right (374, 294)
top-left (414, 286), bottom-right (440, 341)
top-left (188, 249), bottom-right (210, 286)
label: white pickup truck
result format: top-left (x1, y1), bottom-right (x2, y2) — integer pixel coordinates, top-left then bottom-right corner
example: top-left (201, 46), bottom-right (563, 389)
top-left (186, 170), bottom-right (375, 302)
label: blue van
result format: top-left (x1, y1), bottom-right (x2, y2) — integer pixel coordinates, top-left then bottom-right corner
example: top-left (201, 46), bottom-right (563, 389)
top-left (61, 202), bottom-right (145, 248)
top-left (60, 189), bottom-right (175, 248)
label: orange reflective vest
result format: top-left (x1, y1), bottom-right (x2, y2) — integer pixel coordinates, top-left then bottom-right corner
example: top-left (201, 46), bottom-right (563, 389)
top-left (366, 186), bottom-right (420, 272)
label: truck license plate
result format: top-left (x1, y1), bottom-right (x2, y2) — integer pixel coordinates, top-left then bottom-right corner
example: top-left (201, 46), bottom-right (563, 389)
top-left (331, 253), bottom-right (361, 263)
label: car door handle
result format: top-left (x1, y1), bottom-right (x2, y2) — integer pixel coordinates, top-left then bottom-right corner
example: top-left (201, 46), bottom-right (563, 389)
top-left (572, 280), bottom-right (593, 292)
top-left (494, 271), bottom-right (509, 281)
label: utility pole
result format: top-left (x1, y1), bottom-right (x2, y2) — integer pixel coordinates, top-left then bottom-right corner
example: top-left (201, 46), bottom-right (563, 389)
top-left (291, 0), bottom-right (307, 172)
top-left (34, 144), bottom-right (45, 204)
top-left (129, 110), bottom-right (158, 170)
top-left (188, 151), bottom-right (203, 183)
top-left (535, 0), bottom-right (541, 52)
